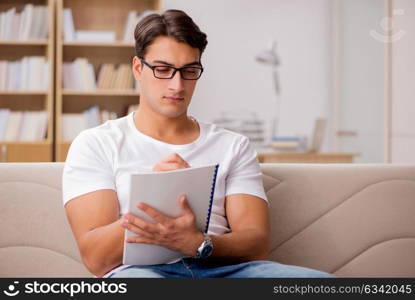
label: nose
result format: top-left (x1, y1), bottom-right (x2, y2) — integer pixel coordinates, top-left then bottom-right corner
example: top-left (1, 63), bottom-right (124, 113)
top-left (167, 70), bottom-right (184, 92)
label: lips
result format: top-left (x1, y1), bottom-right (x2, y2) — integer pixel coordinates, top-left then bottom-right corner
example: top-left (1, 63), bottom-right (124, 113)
top-left (164, 96), bottom-right (184, 103)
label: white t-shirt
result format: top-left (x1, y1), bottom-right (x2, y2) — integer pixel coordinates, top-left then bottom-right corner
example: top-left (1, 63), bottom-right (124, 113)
top-left (62, 112), bottom-right (268, 277)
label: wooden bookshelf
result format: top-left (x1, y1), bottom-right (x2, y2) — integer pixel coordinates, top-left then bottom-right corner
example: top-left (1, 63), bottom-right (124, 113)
top-left (0, 40), bottom-right (48, 46)
top-left (55, 0), bottom-right (161, 161)
top-left (62, 90), bottom-right (140, 96)
top-left (0, 0), bottom-right (54, 162)
top-left (63, 41), bottom-right (135, 48)
top-left (0, 142), bottom-right (52, 162)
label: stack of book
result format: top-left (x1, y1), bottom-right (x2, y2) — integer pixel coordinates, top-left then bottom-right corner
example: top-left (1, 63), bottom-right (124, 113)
top-left (63, 59), bottom-right (136, 91)
top-left (61, 106), bottom-right (119, 141)
top-left (0, 109), bottom-right (48, 142)
top-left (0, 4), bottom-right (48, 41)
top-left (61, 104), bottom-right (139, 141)
top-left (0, 57), bottom-right (49, 91)
top-left (270, 136), bottom-right (301, 151)
top-left (97, 63), bottom-right (135, 90)
top-left (62, 58), bottom-right (96, 90)
top-left (213, 111), bottom-right (265, 145)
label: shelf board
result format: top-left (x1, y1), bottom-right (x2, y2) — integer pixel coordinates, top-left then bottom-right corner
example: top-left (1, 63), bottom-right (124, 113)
top-left (63, 41), bottom-right (135, 48)
top-left (0, 40), bottom-right (48, 46)
top-left (0, 91), bottom-right (48, 95)
top-left (62, 89), bottom-right (139, 96)
top-left (0, 141), bottom-right (51, 145)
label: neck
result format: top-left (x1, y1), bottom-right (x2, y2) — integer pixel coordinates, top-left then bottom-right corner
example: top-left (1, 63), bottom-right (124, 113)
top-left (133, 103), bottom-right (198, 143)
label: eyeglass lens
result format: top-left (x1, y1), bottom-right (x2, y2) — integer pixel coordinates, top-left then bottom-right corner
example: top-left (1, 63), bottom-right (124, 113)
top-left (154, 66), bottom-right (202, 80)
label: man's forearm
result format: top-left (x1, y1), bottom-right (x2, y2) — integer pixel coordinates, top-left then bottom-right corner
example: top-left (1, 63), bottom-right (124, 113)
top-left (79, 221), bottom-right (268, 276)
top-left (80, 218), bottom-right (125, 277)
top-left (208, 229), bottom-right (270, 263)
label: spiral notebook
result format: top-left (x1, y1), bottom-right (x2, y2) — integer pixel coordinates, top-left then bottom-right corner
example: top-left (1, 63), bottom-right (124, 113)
top-left (123, 164), bottom-right (219, 266)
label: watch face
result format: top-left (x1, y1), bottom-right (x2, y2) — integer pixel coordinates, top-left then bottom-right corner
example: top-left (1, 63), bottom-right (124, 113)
top-left (196, 235), bottom-right (213, 259)
top-left (201, 243), bottom-right (213, 258)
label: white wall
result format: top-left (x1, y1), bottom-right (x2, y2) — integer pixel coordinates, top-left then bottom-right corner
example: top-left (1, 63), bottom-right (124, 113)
top-left (391, 0), bottom-right (415, 163)
top-left (335, 0), bottom-right (385, 163)
top-left (163, 0), bottom-right (332, 150)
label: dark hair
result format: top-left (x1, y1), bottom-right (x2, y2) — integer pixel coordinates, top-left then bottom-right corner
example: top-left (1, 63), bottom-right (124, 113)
top-left (134, 9), bottom-right (208, 60)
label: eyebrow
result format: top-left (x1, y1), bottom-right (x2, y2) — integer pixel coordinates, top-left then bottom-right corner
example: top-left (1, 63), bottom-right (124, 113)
top-left (152, 60), bottom-right (202, 67)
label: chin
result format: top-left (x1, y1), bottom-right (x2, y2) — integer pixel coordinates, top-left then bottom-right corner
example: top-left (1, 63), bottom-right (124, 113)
top-left (159, 108), bottom-right (188, 119)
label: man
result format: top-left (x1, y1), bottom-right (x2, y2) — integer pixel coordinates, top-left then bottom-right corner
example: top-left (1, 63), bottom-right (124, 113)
top-left (63, 9), bottom-right (333, 278)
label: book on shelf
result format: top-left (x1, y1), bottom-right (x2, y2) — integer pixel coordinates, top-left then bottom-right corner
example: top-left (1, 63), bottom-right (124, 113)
top-left (61, 106), bottom-right (120, 141)
top-left (61, 113), bottom-right (87, 142)
top-left (0, 110), bottom-right (47, 142)
top-left (123, 10), bottom-right (157, 43)
top-left (63, 58), bottom-right (96, 91)
top-left (0, 7), bottom-right (16, 40)
top-left (75, 30), bottom-right (116, 43)
top-left (270, 136), bottom-right (301, 150)
top-left (63, 8), bottom-right (75, 42)
top-left (3, 111), bottom-right (23, 141)
top-left (19, 111), bottom-right (48, 142)
top-left (123, 10), bottom-right (137, 43)
top-left (0, 57), bottom-right (48, 91)
top-left (96, 64), bottom-right (113, 89)
top-left (308, 118), bottom-right (327, 153)
top-left (0, 109), bottom-right (10, 141)
top-left (0, 4), bottom-right (48, 41)
top-left (84, 106), bottom-right (100, 129)
top-left (64, 59), bottom-right (136, 91)
top-left (0, 61), bottom-right (7, 90)
top-left (113, 64), bottom-right (134, 90)
top-left (123, 164), bottom-right (219, 265)
top-left (100, 110), bottom-right (118, 124)
top-left (127, 104), bottom-right (139, 115)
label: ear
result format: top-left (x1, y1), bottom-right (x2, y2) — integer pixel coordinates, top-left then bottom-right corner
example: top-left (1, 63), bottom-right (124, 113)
top-left (132, 56), bottom-right (143, 81)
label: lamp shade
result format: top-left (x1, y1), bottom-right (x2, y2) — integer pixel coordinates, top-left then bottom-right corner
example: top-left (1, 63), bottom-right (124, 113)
top-left (255, 40), bottom-right (280, 66)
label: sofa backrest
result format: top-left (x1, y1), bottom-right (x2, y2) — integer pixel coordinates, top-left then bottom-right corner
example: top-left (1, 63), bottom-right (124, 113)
top-left (1, 163), bottom-right (414, 277)
top-left (262, 163), bottom-right (415, 277)
top-left (0, 163), bottom-right (90, 277)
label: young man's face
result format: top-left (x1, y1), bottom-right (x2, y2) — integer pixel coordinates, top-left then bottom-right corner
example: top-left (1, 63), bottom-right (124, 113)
top-left (132, 36), bottom-right (201, 119)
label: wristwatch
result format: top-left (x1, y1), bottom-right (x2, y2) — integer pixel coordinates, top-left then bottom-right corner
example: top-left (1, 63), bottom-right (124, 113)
top-left (195, 233), bottom-right (213, 259)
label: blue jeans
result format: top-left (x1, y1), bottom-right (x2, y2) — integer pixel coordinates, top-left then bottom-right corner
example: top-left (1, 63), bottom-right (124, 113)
top-left (108, 258), bottom-right (335, 278)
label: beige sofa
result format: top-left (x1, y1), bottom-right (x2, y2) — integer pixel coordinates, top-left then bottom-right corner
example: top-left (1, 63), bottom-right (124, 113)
top-left (1, 163), bottom-right (414, 278)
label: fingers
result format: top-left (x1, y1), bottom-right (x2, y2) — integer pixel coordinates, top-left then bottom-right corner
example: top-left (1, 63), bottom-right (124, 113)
top-left (126, 235), bottom-right (161, 245)
top-left (152, 153), bottom-right (190, 172)
top-left (122, 214), bottom-right (158, 235)
top-left (153, 162), bottom-right (186, 172)
top-left (122, 220), bottom-right (154, 239)
top-left (137, 202), bottom-right (169, 225)
top-left (179, 195), bottom-right (192, 215)
top-left (160, 153), bottom-right (190, 166)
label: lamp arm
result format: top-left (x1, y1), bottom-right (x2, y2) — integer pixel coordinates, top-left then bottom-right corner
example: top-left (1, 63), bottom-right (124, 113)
top-left (271, 67), bottom-right (281, 138)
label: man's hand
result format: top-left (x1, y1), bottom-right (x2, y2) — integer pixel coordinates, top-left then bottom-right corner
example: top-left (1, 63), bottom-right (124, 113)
top-left (152, 153), bottom-right (190, 172)
top-left (121, 195), bottom-right (204, 257)
top-left (120, 153), bottom-right (203, 256)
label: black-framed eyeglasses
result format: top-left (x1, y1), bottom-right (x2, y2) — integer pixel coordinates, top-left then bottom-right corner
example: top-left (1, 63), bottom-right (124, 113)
top-left (140, 58), bottom-right (204, 80)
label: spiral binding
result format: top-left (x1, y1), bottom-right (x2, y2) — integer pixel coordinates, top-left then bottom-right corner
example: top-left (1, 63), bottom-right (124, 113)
top-left (204, 164), bottom-right (219, 233)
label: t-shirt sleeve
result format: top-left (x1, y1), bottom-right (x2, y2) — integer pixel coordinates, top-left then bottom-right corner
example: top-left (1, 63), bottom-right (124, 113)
top-left (225, 136), bottom-right (268, 203)
top-left (62, 130), bottom-right (116, 206)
